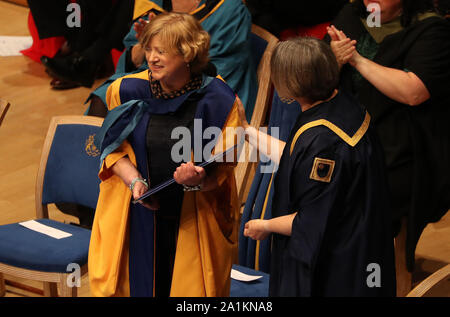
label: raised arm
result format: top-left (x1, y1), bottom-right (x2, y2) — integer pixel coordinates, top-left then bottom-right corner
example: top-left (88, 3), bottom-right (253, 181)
top-left (327, 25), bottom-right (430, 106)
top-left (236, 96), bottom-right (286, 165)
top-left (349, 54), bottom-right (430, 106)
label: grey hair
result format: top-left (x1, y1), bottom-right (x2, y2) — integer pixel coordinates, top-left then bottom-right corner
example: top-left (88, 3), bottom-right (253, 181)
top-left (270, 37), bottom-right (340, 103)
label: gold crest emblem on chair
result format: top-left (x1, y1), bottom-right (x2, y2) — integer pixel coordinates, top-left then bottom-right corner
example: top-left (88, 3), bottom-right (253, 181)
top-left (85, 134), bottom-right (100, 157)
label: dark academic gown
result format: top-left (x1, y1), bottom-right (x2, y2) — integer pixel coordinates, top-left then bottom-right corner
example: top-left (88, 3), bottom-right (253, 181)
top-left (269, 92), bottom-right (396, 297)
top-left (328, 4), bottom-right (450, 271)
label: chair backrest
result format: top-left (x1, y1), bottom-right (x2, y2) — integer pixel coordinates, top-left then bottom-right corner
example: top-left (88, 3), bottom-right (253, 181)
top-left (235, 24), bottom-right (278, 205)
top-left (394, 217), bottom-right (412, 296)
top-left (35, 116), bottom-right (104, 219)
top-left (0, 100), bottom-right (11, 127)
top-left (406, 263), bottom-right (450, 297)
top-left (395, 211), bottom-right (450, 297)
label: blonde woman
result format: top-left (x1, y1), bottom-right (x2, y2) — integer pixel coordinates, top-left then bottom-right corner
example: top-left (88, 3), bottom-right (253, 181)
top-left (87, 0), bottom-right (257, 121)
top-left (89, 12), bottom-right (241, 297)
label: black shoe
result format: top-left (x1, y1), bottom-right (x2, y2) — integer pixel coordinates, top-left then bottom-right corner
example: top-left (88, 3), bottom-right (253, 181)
top-left (50, 78), bottom-right (81, 90)
top-left (41, 53), bottom-right (98, 88)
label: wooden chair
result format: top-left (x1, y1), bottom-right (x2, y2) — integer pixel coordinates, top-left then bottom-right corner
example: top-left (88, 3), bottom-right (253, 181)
top-left (3, 0), bottom-right (28, 7)
top-left (406, 264), bottom-right (450, 297)
top-left (394, 218), bottom-right (413, 296)
top-left (0, 116), bottom-right (103, 297)
top-left (0, 99), bottom-right (10, 127)
top-left (235, 24), bottom-right (278, 206)
top-left (230, 25), bottom-right (278, 297)
top-left (395, 213), bottom-right (450, 297)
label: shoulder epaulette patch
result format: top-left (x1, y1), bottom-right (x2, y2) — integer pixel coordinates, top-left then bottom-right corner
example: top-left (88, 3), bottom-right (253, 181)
top-left (310, 157), bottom-right (335, 183)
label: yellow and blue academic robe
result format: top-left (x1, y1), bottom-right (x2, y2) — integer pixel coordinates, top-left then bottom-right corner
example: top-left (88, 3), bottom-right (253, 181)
top-left (269, 91), bottom-right (396, 296)
top-left (88, 0), bottom-right (257, 120)
top-left (88, 70), bottom-right (241, 296)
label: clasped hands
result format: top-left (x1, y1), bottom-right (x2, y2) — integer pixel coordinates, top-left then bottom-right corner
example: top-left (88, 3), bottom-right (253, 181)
top-left (133, 162), bottom-right (206, 210)
top-left (327, 25), bottom-right (362, 67)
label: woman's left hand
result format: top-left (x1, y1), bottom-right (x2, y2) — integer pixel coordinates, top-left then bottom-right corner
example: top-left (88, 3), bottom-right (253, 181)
top-left (174, 162), bottom-right (206, 186)
top-left (244, 219), bottom-right (270, 240)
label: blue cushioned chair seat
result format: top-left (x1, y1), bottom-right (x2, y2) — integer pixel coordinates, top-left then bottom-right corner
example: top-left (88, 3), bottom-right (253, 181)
top-left (230, 264), bottom-right (269, 297)
top-left (0, 219), bottom-right (91, 273)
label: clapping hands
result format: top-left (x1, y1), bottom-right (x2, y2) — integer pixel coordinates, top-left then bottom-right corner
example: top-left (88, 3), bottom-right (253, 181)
top-left (133, 12), bottom-right (156, 39)
top-left (327, 25), bottom-right (360, 67)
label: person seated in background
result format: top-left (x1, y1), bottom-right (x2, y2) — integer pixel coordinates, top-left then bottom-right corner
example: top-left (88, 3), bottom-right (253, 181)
top-left (88, 12), bottom-right (241, 297)
top-left (35, 0), bottom-right (134, 89)
top-left (86, 0), bottom-right (257, 121)
top-left (326, 0), bottom-right (450, 273)
top-left (240, 37), bottom-right (396, 296)
top-left (245, 0), bottom-right (348, 37)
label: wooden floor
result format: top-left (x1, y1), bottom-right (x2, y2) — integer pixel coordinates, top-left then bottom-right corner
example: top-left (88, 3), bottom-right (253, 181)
top-left (0, 1), bottom-right (449, 297)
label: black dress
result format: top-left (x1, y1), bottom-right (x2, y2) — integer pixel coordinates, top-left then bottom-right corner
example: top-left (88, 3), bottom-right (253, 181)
top-left (328, 3), bottom-right (450, 271)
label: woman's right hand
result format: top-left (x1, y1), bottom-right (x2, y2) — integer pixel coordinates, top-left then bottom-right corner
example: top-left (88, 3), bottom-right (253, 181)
top-left (131, 180), bottom-right (148, 202)
top-left (111, 157), bottom-right (159, 210)
top-left (133, 12), bottom-right (156, 40)
top-left (132, 180), bottom-right (159, 210)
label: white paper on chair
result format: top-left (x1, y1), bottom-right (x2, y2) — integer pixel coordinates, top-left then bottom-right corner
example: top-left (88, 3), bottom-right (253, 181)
top-left (231, 269), bottom-right (263, 282)
top-left (0, 36), bottom-right (32, 56)
top-left (19, 220), bottom-right (72, 239)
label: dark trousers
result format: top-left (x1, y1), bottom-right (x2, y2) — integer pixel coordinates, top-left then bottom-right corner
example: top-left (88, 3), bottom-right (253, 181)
top-left (27, 0), bottom-right (134, 62)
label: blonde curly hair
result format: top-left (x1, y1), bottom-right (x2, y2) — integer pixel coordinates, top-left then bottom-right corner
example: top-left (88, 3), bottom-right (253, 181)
top-left (140, 12), bottom-right (210, 75)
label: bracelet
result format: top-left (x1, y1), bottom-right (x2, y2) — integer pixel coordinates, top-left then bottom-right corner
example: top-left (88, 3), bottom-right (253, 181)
top-left (129, 177), bottom-right (148, 192)
top-left (182, 184), bottom-right (202, 192)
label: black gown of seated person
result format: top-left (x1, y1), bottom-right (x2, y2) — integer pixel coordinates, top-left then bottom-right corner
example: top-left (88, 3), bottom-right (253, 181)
top-left (269, 91), bottom-right (396, 296)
